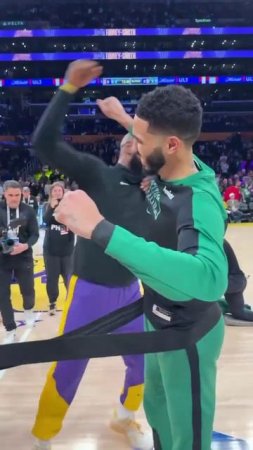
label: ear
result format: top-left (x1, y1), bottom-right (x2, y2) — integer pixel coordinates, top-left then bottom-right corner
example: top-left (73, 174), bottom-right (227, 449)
top-left (165, 136), bottom-right (181, 155)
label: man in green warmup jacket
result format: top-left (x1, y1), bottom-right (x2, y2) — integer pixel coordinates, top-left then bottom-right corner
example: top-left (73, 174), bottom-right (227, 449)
top-left (54, 61), bottom-right (228, 450)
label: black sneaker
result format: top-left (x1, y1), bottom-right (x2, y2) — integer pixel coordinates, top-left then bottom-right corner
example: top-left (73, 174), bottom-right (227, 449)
top-left (49, 303), bottom-right (56, 316)
top-left (224, 314), bottom-right (253, 326)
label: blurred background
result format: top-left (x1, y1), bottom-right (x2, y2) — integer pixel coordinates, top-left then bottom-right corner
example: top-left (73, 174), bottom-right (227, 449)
top-left (0, 0), bottom-right (252, 223)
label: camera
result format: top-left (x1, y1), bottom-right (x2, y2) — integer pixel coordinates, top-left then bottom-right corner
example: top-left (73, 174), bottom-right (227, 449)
top-left (0, 218), bottom-right (25, 254)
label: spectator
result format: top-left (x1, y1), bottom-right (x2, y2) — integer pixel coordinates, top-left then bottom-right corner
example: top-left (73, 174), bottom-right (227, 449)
top-left (0, 180), bottom-right (39, 344)
top-left (224, 180), bottom-right (242, 203)
top-left (226, 193), bottom-right (243, 223)
top-left (22, 186), bottom-right (39, 214)
top-left (43, 182), bottom-right (74, 315)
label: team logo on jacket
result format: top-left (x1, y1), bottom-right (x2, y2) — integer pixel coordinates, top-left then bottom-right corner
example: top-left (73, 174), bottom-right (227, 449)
top-left (146, 180), bottom-right (161, 220)
top-left (50, 224), bottom-right (69, 235)
top-left (163, 186), bottom-right (174, 200)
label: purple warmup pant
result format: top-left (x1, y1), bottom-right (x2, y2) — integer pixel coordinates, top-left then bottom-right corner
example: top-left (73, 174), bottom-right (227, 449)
top-left (32, 275), bottom-right (144, 440)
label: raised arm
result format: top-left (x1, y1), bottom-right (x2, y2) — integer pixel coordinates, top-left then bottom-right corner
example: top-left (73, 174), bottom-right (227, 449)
top-left (97, 97), bottom-right (134, 132)
top-left (32, 60), bottom-right (107, 192)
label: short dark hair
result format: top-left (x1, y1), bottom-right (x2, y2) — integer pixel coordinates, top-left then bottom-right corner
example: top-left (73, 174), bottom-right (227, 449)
top-left (3, 180), bottom-right (22, 191)
top-left (136, 85), bottom-right (203, 145)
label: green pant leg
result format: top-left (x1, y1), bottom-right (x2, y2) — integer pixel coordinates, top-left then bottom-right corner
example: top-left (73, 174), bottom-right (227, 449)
top-left (158, 346), bottom-right (195, 449)
top-left (144, 316), bottom-right (224, 450)
top-left (144, 320), bottom-right (172, 450)
top-left (196, 316), bottom-right (225, 450)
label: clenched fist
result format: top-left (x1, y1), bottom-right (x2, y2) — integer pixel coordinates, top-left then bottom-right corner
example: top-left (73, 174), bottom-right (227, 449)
top-left (97, 97), bottom-right (126, 119)
top-left (97, 97), bottom-right (133, 130)
top-left (54, 190), bottom-right (104, 239)
top-left (65, 60), bottom-right (103, 89)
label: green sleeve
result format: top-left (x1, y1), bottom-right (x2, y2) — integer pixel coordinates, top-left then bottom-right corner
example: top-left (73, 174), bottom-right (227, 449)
top-left (104, 192), bottom-right (228, 302)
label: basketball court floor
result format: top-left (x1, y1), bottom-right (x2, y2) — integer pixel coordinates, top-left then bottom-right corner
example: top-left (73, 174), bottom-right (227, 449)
top-left (0, 224), bottom-right (252, 450)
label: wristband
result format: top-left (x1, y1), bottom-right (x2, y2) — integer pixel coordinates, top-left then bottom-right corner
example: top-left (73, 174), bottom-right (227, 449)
top-left (60, 82), bottom-right (79, 94)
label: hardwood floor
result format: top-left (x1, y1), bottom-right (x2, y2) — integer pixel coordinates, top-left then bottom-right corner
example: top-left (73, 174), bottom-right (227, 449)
top-left (0, 224), bottom-right (253, 450)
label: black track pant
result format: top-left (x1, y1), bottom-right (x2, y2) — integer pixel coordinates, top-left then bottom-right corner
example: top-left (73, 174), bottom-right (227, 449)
top-left (43, 253), bottom-right (72, 307)
top-left (0, 259), bottom-right (35, 331)
top-left (224, 239), bottom-right (253, 321)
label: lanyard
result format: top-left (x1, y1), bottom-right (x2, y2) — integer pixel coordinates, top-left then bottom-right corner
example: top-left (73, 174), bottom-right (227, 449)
top-left (7, 206), bottom-right (19, 227)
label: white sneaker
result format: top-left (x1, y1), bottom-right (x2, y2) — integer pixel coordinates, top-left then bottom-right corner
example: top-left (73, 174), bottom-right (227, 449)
top-left (2, 330), bottom-right (16, 345)
top-left (110, 411), bottom-right (153, 449)
top-left (33, 439), bottom-right (51, 450)
top-left (24, 309), bottom-right (35, 328)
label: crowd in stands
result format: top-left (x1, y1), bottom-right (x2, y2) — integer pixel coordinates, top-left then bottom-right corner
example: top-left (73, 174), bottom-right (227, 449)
top-left (1, 105), bottom-right (253, 135)
top-left (1, 0), bottom-right (252, 27)
top-left (195, 135), bottom-right (253, 222)
top-left (1, 133), bottom-right (253, 223)
top-left (1, 60), bottom-right (252, 79)
top-left (0, 143), bottom-right (31, 180)
top-left (194, 134), bottom-right (253, 175)
top-left (2, 36), bottom-right (252, 53)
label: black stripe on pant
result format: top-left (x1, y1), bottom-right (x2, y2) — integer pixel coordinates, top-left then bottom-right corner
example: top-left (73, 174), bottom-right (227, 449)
top-left (153, 429), bottom-right (162, 450)
top-left (186, 346), bottom-right (201, 450)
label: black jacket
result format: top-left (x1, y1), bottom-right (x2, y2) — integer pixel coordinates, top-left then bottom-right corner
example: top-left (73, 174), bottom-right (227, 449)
top-left (0, 201), bottom-right (39, 267)
top-left (22, 195), bottom-right (39, 214)
top-left (43, 203), bottom-right (74, 257)
top-left (32, 89), bottom-right (149, 285)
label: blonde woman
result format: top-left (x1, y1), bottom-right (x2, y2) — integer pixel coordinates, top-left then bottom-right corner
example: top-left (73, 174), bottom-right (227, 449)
top-left (43, 182), bottom-right (74, 314)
